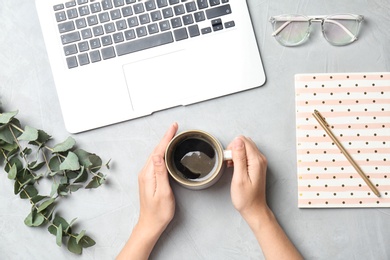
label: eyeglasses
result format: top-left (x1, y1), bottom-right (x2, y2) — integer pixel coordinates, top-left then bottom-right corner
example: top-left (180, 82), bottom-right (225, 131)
top-left (269, 14), bottom-right (364, 46)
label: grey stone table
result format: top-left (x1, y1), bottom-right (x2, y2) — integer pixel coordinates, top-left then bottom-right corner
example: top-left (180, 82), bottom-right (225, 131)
top-left (1, 0), bottom-right (389, 259)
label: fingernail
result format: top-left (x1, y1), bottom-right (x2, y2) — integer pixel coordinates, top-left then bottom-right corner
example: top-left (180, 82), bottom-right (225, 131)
top-left (233, 137), bottom-right (244, 150)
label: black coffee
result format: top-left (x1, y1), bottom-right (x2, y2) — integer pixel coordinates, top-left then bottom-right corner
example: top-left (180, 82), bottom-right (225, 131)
top-left (173, 137), bottom-right (217, 180)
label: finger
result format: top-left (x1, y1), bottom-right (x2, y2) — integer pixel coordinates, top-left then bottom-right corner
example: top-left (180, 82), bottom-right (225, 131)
top-left (152, 155), bottom-right (171, 194)
top-left (153, 122), bottom-right (178, 157)
top-left (231, 136), bottom-right (248, 182)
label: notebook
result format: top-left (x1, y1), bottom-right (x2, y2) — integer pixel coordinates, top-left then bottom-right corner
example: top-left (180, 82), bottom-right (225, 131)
top-left (295, 72), bottom-right (390, 208)
top-left (34, 0), bottom-right (266, 133)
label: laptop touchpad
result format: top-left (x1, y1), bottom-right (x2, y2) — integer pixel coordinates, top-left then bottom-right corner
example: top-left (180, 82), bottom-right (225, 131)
top-left (122, 50), bottom-right (193, 113)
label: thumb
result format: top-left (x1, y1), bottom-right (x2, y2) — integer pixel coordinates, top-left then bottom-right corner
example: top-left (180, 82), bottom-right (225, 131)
top-left (231, 137), bottom-right (248, 182)
top-left (152, 155), bottom-right (170, 193)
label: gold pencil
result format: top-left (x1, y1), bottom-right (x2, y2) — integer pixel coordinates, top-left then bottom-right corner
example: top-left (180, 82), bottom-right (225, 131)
top-left (312, 109), bottom-right (381, 197)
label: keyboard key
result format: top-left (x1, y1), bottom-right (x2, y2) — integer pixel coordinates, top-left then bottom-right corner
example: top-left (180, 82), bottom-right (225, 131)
top-left (67, 8), bottom-right (79, 19)
top-left (64, 44), bottom-right (78, 56)
top-left (124, 29), bottom-right (136, 40)
top-left (90, 38), bottom-right (101, 49)
top-left (188, 24), bottom-right (200, 37)
top-left (151, 10), bottom-right (162, 21)
top-left (53, 4), bottom-right (64, 11)
top-left (206, 4), bottom-right (231, 19)
top-left (136, 26), bottom-right (148, 37)
top-left (79, 6), bottom-right (90, 16)
top-left (90, 2), bottom-right (102, 13)
top-left (197, 0), bottom-right (208, 9)
top-left (113, 0), bottom-right (125, 7)
top-left (127, 16), bottom-right (139, 27)
top-left (66, 56), bottom-right (78, 68)
top-left (201, 27), bottom-right (211, 34)
top-left (159, 20), bottom-right (171, 31)
top-left (194, 11), bottom-right (205, 22)
top-left (110, 9), bottom-right (122, 20)
top-left (170, 17), bottom-right (182, 28)
top-left (116, 19), bottom-right (128, 30)
top-left (104, 22), bottom-right (116, 33)
top-left (133, 3), bottom-right (145, 14)
top-left (99, 12), bottom-right (110, 23)
top-left (185, 2), bottom-right (197, 12)
top-left (66, 1), bottom-right (76, 8)
top-left (77, 0), bottom-right (88, 5)
top-left (81, 28), bottom-right (93, 39)
top-left (145, 0), bottom-right (156, 11)
top-left (173, 4), bottom-right (185, 16)
top-left (78, 53), bottom-right (90, 66)
top-left (162, 7), bottom-right (173, 18)
top-left (101, 35), bottom-right (113, 46)
top-left (58, 21), bottom-right (75, 33)
top-left (61, 31), bottom-right (81, 44)
top-left (173, 28), bottom-right (188, 41)
top-left (75, 18), bottom-right (87, 29)
top-left (139, 14), bottom-right (151, 24)
top-left (156, 0), bottom-right (168, 8)
top-left (93, 25), bottom-right (104, 36)
top-left (90, 50), bottom-right (101, 63)
top-left (87, 15), bottom-right (99, 26)
top-left (147, 23), bottom-right (159, 34)
top-left (169, 0), bottom-right (179, 5)
top-left (209, 0), bottom-right (220, 6)
top-left (78, 41), bottom-right (89, 52)
top-left (101, 46), bottom-right (116, 59)
top-left (122, 6), bottom-right (133, 17)
top-left (55, 11), bottom-right (66, 22)
top-left (102, 0), bottom-right (113, 10)
top-left (113, 32), bottom-right (124, 43)
top-left (116, 31), bottom-right (173, 56)
top-left (224, 20), bottom-right (235, 28)
top-left (182, 14), bottom-right (194, 25)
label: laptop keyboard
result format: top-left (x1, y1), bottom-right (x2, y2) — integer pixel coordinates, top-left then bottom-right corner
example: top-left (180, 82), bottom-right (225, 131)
top-left (53, 0), bottom-right (235, 69)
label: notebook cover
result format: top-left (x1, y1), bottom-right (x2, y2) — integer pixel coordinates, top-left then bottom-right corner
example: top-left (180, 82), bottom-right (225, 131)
top-left (295, 72), bottom-right (390, 208)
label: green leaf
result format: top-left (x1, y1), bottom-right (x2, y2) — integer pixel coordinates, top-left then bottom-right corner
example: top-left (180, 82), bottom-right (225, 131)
top-left (48, 156), bottom-right (62, 176)
top-left (37, 198), bottom-right (55, 213)
top-left (29, 129), bottom-right (51, 146)
top-left (0, 110), bottom-right (18, 124)
top-left (18, 126), bottom-right (39, 141)
top-left (88, 154), bottom-right (102, 173)
top-left (73, 167), bottom-right (88, 183)
top-left (0, 125), bottom-right (16, 144)
top-left (69, 184), bottom-right (83, 192)
top-left (56, 224), bottom-right (63, 247)
top-left (76, 230), bottom-right (86, 244)
top-left (19, 185), bottom-right (38, 199)
top-left (31, 195), bottom-right (47, 204)
top-left (53, 136), bottom-right (76, 153)
top-left (79, 235), bottom-right (96, 248)
top-left (85, 176), bottom-right (100, 189)
top-left (24, 209), bottom-right (45, 227)
top-left (50, 182), bottom-right (60, 197)
top-left (29, 161), bottom-right (45, 171)
top-left (67, 236), bottom-right (82, 255)
top-left (59, 152), bottom-right (80, 171)
top-left (48, 215), bottom-right (70, 236)
top-left (7, 164), bottom-right (17, 180)
top-left (73, 149), bottom-right (92, 168)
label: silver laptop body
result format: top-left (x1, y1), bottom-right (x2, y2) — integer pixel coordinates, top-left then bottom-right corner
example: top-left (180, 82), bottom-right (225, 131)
top-left (35, 0), bottom-right (266, 133)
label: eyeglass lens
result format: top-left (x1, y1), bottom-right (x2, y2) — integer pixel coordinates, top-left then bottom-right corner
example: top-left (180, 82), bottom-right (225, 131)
top-left (322, 15), bottom-right (362, 45)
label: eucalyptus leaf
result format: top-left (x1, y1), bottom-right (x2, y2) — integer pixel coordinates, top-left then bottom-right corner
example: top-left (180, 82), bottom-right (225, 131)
top-left (59, 152), bottom-right (80, 171)
top-left (67, 236), bottom-right (83, 255)
top-left (50, 182), bottom-right (60, 197)
top-left (85, 176), bottom-right (100, 189)
top-left (29, 161), bottom-right (45, 171)
top-left (56, 224), bottom-right (63, 247)
top-left (73, 149), bottom-right (92, 168)
top-left (0, 110), bottom-right (18, 124)
top-left (18, 125), bottom-right (38, 141)
top-left (76, 230), bottom-right (86, 244)
top-left (48, 215), bottom-right (70, 236)
top-left (53, 136), bottom-right (76, 153)
top-left (79, 235), bottom-right (96, 248)
top-left (37, 198), bottom-right (55, 213)
top-left (73, 167), bottom-right (88, 184)
top-left (29, 129), bottom-right (51, 146)
top-left (7, 164), bottom-right (17, 180)
top-left (20, 185), bottom-right (38, 199)
top-left (88, 154), bottom-right (102, 173)
top-left (0, 125), bottom-right (16, 144)
top-left (31, 195), bottom-right (47, 204)
top-left (24, 209), bottom-right (45, 227)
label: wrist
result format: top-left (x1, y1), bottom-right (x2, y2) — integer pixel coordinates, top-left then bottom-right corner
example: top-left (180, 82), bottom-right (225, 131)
top-left (241, 205), bottom-right (274, 232)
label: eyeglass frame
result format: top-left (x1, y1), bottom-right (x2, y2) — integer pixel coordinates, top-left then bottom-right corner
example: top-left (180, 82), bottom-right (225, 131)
top-left (269, 14), bottom-right (364, 46)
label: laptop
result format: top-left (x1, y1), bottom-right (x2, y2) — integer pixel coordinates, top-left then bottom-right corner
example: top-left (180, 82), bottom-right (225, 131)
top-left (35, 0), bottom-right (266, 133)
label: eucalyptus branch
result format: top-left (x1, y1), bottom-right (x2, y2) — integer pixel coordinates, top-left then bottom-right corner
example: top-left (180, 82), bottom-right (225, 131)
top-left (1, 109), bottom-right (109, 254)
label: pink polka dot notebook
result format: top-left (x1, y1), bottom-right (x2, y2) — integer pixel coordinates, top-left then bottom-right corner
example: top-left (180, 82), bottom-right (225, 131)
top-left (295, 72), bottom-right (390, 208)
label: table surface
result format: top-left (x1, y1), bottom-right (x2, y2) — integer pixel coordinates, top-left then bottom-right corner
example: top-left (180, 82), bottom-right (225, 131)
top-left (1, 0), bottom-right (390, 259)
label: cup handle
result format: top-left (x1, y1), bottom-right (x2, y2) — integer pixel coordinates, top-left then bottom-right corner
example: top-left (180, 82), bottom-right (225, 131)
top-left (223, 150), bottom-right (232, 161)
